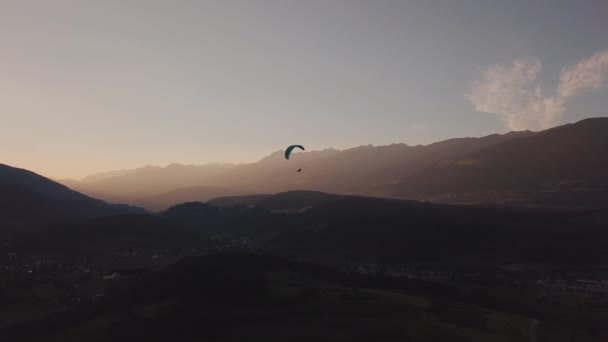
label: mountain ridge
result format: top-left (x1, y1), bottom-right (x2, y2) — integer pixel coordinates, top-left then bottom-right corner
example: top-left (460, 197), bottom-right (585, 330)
top-left (56, 118), bottom-right (608, 210)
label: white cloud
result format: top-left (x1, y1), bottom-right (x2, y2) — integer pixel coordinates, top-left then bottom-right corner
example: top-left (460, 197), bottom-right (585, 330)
top-left (468, 49), bottom-right (608, 131)
top-left (558, 49), bottom-right (608, 98)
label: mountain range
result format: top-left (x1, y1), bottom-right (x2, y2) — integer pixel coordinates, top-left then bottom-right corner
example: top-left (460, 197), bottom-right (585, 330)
top-left (59, 163), bottom-right (237, 205)
top-left (57, 117), bottom-right (608, 210)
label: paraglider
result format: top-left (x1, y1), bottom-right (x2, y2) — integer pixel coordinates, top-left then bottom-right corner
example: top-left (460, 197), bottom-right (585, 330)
top-left (285, 145), bottom-right (305, 173)
top-left (284, 145), bottom-right (305, 160)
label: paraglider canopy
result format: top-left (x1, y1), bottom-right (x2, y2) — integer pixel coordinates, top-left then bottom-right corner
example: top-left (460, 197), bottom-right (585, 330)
top-left (285, 145), bottom-right (305, 160)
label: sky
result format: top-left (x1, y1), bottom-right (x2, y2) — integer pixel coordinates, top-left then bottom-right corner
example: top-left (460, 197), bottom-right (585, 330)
top-left (1, 0), bottom-right (608, 179)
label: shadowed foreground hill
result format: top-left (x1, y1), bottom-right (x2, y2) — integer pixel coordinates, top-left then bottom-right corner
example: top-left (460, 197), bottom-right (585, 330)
top-left (2, 192), bottom-right (607, 341)
top-left (164, 191), bottom-right (608, 266)
top-left (7, 254), bottom-right (600, 342)
top-left (11, 214), bottom-right (213, 256)
top-left (264, 196), bottom-right (608, 265)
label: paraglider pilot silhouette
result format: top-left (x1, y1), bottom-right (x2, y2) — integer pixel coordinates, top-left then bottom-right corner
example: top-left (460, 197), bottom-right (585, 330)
top-left (285, 145), bottom-right (305, 172)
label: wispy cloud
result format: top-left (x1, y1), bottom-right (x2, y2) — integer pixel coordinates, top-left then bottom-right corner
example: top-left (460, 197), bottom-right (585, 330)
top-left (468, 49), bottom-right (608, 131)
top-left (558, 50), bottom-right (608, 98)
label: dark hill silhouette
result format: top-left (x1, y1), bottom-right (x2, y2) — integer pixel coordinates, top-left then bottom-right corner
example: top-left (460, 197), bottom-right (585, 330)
top-left (133, 185), bottom-right (252, 211)
top-left (1, 164), bottom-right (97, 201)
top-left (160, 202), bottom-right (224, 229)
top-left (207, 194), bottom-right (272, 208)
top-left (159, 191), bottom-right (608, 266)
top-left (252, 190), bottom-right (342, 211)
top-left (209, 190), bottom-right (343, 212)
top-left (0, 182), bottom-right (66, 228)
top-left (160, 201), bottom-right (281, 236)
top-left (0, 164), bottom-right (144, 227)
top-left (163, 201), bottom-right (222, 217)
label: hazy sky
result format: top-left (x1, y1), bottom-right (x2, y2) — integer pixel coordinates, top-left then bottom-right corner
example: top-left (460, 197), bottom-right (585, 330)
top-left (2, 0), bottom-right (608, 179)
